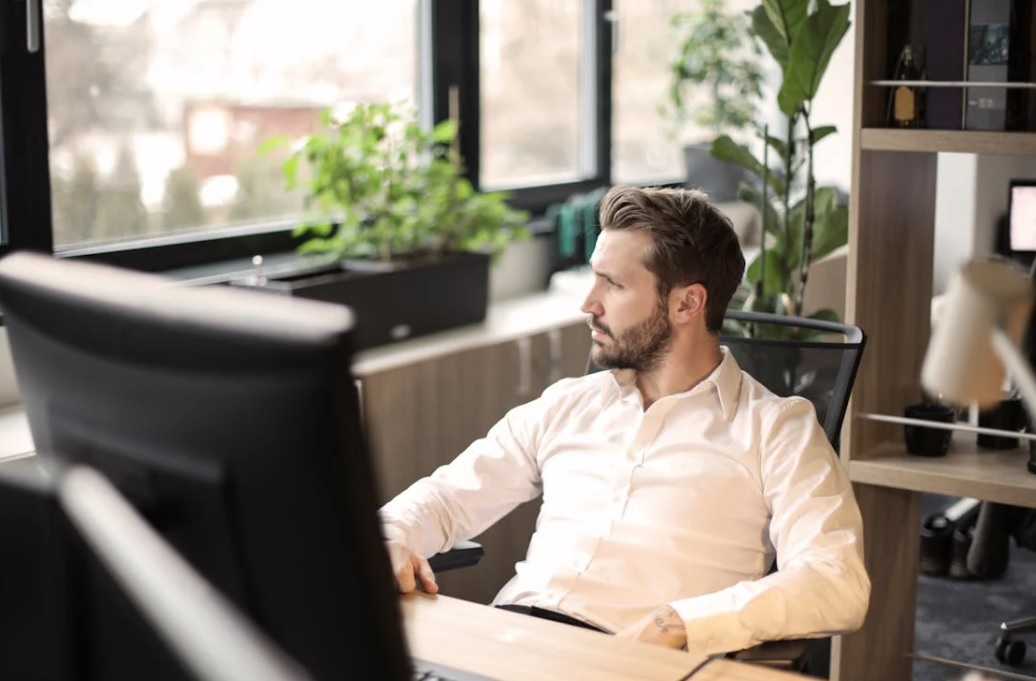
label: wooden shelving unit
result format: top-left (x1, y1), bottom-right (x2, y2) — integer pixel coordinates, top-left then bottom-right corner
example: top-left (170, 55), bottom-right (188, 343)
top-left (860, 128), bottom-right (1036, 155)
top-left (848, 434), bottom-right (1036, 507)
top-left (834, 1), bottom-right (1036, 680)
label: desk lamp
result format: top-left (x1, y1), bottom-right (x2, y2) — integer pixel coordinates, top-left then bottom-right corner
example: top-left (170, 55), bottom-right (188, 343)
top-left (921, 259), bottom-right (1036, 424)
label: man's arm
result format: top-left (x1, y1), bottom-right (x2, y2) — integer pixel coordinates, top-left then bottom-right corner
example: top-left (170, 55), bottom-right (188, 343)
top-left (379, 383), bottom-right (568, 560)
top-left (665, 398), bottom-right (871, 655)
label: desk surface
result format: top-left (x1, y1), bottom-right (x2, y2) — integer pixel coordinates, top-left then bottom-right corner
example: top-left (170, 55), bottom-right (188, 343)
top-left (400, 593), bottom-right (805, 681)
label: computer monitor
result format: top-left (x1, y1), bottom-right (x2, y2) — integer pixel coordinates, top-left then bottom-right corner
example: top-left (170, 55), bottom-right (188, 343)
top-left (1008, 179), bottom-right (1036, 260)
top-left (0, 251), bottom-right (411, 680)
top-left (0, 454), bottom-right (314, 681)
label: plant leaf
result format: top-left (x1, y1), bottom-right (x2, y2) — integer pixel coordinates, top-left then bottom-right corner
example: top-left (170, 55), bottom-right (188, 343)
top-left (811, 198), bottom-right (849, 260)
top-left (808, 307), bottom-right (841, 323)
top-left (785, 197), bottom-right (805, 271)
top-left (257, 135), bottom-right (288, 156)
top-left (711, 135), bottom-right (785, 196)
top-left (777, 0), bottom-right (851, 116)
top-left (430, 120), bottom-right (458, 144)
top-left (752, 5), bottom-right (789, 68)
top-left (762, 0), bottom-right (807, 45)
top-left (811, 125), bottom-right (838, 146)
top-left (762, 132), bottom-right (789, 166)
top-left (737, 181), bottom-right (782, 237)
top-left (745, 249), bottom-right (785, 297)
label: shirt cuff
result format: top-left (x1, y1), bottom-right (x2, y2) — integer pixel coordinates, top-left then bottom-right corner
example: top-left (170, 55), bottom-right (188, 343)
top-left (669, 590), bottom-right (761, 655)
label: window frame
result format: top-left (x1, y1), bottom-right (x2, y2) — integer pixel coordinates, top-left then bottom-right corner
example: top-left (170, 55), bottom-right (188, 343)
top-left (1, 0), bottom-right (54, 258)
top-left (1, 0), bottom-right (664, 273)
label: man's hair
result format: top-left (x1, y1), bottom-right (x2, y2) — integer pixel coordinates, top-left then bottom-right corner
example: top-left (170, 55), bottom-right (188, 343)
top-left (597, 185), bottom-right (745, 333)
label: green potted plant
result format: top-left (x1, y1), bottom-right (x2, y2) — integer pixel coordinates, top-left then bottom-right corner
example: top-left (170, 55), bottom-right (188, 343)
top-left (664, 0), bottom-right (765, 202)
top-left (711, 0), bottom-right (852, 338)
top-left (250, 101), bottom-right (530, 350)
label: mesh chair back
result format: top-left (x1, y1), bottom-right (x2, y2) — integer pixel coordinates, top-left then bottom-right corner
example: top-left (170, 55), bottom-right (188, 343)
top-left (586, 310), bottom-right (866, 452)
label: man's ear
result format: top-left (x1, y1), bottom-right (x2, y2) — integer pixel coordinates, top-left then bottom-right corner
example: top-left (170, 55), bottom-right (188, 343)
top-left (672, 283), bottom-right (708, 324)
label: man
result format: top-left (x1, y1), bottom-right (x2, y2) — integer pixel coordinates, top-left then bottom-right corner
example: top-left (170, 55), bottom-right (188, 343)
top-left (380, 185), bottom-right (870, 655)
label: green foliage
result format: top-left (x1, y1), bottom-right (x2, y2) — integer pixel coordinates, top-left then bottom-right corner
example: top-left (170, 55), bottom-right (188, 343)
top-left (271, 102), bottom-right (530, 263)
top-left (95, 145), bottom-right (147, 241)
top-left (229, 156), bottom-right (303, 224)
top-left (51, 154), bottom-right (100, 246)
top-left (665, 0), bottom-right (765, 139)
top-left (161, 166), bottom-right (206, 232)
top-left (710, 0), bottom-right (851, 338)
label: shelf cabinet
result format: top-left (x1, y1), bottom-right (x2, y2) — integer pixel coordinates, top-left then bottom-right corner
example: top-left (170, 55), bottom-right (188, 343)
top-left (849, 433), bottom-right (1036, 507)
top-left (861, 128), bottom-right (1036, 154)
top-left (836, 1), bottom-right (1036, 680)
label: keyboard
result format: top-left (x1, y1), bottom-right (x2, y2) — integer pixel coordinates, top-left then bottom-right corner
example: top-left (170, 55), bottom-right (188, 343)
top-left (412, 658), bottom-right (499, 681)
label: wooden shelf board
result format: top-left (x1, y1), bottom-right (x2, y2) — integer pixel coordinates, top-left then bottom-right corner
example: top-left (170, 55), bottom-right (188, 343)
top-left (860, 128), bottom-right (1036, 155)
top-left (848, 432), bottom-right (1036, 507)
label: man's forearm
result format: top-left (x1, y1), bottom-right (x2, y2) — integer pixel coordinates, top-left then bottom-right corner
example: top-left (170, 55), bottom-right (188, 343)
top-left (669, 561), bottom-right (870, 655)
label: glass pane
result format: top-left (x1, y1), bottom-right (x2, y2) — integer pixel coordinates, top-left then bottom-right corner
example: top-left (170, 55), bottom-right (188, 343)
top-left (44, 0), bottom-right (419, 251)
top-left (612, 0), bottom-right (757, 184)
top-left (480, 0), bottom-right (587, 189)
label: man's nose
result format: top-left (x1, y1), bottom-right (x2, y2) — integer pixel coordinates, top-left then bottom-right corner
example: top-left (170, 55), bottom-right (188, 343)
top-left (580, 292), bottom-right (601, 316)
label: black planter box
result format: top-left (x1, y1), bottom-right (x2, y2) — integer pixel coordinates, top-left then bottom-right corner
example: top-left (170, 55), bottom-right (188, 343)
top-left (233, 252), bottom-right (490, 351)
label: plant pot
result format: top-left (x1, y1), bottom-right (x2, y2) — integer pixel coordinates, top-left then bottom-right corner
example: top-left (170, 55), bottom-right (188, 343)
top-left (683, 142), bottom-right (746, 203)
top-left (232, 251), bottom-right (490, 351)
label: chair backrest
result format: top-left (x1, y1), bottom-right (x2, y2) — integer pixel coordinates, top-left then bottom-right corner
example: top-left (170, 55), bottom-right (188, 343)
top-left (586, 310), bottom-right (866, 452)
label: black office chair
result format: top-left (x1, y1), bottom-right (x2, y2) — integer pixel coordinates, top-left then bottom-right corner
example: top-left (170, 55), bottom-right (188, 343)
top-left (429, 310), bottom-right (867, 675)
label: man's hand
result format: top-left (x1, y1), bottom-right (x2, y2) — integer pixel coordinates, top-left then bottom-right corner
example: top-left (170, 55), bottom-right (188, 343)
top-left (386, 540), bottom-right (438, 594)
top-left (615, 605), bottom-right (687, 650)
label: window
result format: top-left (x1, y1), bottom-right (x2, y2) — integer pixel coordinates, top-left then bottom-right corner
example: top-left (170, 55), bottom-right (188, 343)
top-left (611, 0), bottom-right (686, 184)
top-left (480, 0), bottom-right (591, 189)
top-left (612, 0), bottom-right (761, 185)
top-left (43, 0), bottom-right (420, 251)
top-left (2, 0), bottom-right (727, 272)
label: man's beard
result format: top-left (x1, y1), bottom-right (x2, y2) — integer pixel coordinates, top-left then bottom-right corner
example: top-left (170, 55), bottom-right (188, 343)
top-left (590, 298), bottom-right (673, 373)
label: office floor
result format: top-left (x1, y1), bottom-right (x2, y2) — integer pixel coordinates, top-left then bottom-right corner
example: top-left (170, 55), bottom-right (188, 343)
top-left (914, 494), bottom-right (1036, 681)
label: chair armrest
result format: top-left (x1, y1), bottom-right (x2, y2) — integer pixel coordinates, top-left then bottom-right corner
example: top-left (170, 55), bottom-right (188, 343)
top-left (426, 541), bottom-right (484, 573)
top-left (731, 638), bottom-right (814, 672)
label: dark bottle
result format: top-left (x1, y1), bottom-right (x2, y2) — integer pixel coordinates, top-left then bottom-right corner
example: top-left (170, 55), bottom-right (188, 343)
top-left (892, 45), bottom-right (924, 128)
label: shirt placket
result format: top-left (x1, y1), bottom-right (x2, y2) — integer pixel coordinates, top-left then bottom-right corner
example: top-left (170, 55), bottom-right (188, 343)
top-left (596, 399), bottom-right (674, 553)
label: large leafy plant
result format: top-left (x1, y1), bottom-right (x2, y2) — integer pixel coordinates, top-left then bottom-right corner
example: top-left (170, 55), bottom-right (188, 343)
top-left (665, 0), bottom-right (765, 141)
top-left (711, 0), bottom-right (851, 336)
top-left (269, 102), bottom-right (529, 263)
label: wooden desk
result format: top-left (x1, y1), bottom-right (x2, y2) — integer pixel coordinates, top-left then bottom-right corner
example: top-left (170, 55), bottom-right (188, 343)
top-left (400, 593), bottom-right (807, 681)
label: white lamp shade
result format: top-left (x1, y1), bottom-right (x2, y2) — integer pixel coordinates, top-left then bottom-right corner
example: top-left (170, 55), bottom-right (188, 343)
top-left (921, 260), bottom-right (1034, 407)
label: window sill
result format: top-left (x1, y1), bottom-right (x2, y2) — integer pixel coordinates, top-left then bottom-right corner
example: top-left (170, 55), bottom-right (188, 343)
top-left (0, 405), bottom-right (33, 462)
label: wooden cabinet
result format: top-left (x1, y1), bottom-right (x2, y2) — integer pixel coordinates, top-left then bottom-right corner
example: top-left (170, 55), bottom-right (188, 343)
top-left (357, 318), bottom-right (589, 605)
top-left (835, 3), bottom-right (1036, 680)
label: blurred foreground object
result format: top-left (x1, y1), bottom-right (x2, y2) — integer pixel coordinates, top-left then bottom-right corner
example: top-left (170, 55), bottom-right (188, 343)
top-left (922, 259), bottom-right (1034, 413)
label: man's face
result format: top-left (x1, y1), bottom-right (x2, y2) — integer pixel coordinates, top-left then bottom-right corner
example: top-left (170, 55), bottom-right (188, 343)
top-left (580, 229), bottom-right (673, 372)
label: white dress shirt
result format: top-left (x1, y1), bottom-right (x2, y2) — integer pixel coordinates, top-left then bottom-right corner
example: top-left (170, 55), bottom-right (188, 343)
top-left (380, 349), bottom-right (870, 655)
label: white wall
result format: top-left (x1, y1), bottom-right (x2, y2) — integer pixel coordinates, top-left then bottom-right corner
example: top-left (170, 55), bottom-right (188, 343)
top-left (933, 154), bottom-right (979, 293)
top-left (933, 154), bottom-right (1036, 294)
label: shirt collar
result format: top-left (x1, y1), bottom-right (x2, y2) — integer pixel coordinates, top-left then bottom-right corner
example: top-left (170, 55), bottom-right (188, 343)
top-left (708, 347), bottom-right (743, 421)
top-left (606, 347), bottom-right (743, 420)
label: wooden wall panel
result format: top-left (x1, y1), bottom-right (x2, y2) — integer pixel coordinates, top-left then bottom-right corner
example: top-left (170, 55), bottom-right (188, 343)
top-left (831, 484), bottom-right (920, 681)
top-left (845, 150), bottom-right (937, 459)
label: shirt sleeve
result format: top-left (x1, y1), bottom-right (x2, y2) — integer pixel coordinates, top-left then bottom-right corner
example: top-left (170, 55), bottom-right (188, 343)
top-left (667, 397), bottom-right (871, 655)
top-left (378, 379), bottom-right (577, 558)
